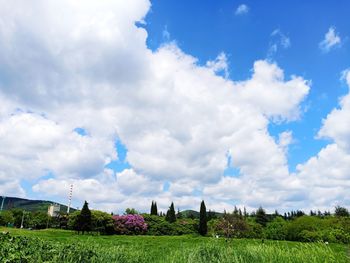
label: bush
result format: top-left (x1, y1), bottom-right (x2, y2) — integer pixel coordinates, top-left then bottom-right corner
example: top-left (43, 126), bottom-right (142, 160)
top-left (91, 210), bottom-right (115, 235)
top-left (113, 214), bottom-right (147, 235)
top-left (264, 217), bottom-right (288, 240)
top-left (215, 214), bottom-right (248, 238)
top-left (143, 215), bottom-right (197, 235)
top-left (244, 221), bottom-right (264, 239)
top-left (0, 211), bottom-right (14, 226)
top-left (68, 210), bottom-right (114, 234)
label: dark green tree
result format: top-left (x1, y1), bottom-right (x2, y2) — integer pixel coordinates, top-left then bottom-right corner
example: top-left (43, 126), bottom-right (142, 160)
top-left (176, 208), bottom-right (182, 219)
top-left (124, 208), bottom-right (138, 215)
top-left (243, 207), bottom-right (248, 218)
top-left (335, 206), bottom-right (349, 217)
top-left (77, 201), bottom-right (92, 234)
top-left (255, 206), bottom-right (268, 227)
top-left (199, 200), bottom-right (207, 236)
top-left (165, 202), bottom-right (176, 223)
top-left (150, 201), bottom-right (158, 216)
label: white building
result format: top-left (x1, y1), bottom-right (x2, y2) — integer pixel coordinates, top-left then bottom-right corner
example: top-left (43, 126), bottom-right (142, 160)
top-left (48, 204), bottom-right (61, 217)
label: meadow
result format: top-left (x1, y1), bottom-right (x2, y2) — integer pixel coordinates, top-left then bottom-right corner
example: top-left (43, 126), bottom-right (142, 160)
top-left (1, 227), bottom-right (349, 263)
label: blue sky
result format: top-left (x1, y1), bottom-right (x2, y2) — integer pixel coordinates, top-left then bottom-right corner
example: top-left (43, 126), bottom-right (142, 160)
top-left (0, 1), bottom-right (350, 213)
top-left (145, 0), bottom-right (350, 172)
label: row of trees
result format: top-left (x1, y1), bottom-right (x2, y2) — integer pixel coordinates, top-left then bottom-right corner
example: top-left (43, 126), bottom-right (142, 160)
top-left (1, 199), bottom-right (350, 243)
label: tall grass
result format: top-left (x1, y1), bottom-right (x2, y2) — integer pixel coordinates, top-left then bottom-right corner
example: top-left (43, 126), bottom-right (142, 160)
top-left (0, 230), bottom-right (348, 263)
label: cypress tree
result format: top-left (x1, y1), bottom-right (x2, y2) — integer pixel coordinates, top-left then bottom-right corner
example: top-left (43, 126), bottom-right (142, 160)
top-left (154, 201), bottom-right (158, 216)
top-left (199, 200), bottom-right (207, 236)
top-left (165, 202), bottom-right (176, 223)
top-left (78, 201), bottom-right (92, 234)
top-left (255, 206), bottom-right (268, 227)
top-left (150, 201), bottom-right (158, 216)
top-left (150, 201), bottom-right (154, 215)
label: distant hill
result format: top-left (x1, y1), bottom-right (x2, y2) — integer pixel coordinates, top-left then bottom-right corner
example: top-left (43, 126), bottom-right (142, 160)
top-left (0, 196), bottom-right (75, 213)
top-left (180, 209), bottom-right (223, 219)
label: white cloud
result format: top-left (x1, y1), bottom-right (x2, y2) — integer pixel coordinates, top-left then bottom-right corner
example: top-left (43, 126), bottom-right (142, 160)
top-left (318, 71), bottom-right (350, 151)
top-left (278, 131), bottom-right (293, 153)
top-left (0, 0), bottom-right (316, 213)
top-left (0, 111), bottom-right (117, 186)
top-left (235, 4), bottom-right (249, 15)
top-left (294, 70), bottom-right (350, 210)
top-left (268, 29), bottom-right (291, 58)
top-left (206, 52), bottom-right (229, 78)
top-left (319, 27), bottom-right (341, 52)
top-left (162, 25), bottom-right (170, 41)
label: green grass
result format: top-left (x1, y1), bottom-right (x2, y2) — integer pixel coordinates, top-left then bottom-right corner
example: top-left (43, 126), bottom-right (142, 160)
top-left (1, 227), bottom-right (349, 262)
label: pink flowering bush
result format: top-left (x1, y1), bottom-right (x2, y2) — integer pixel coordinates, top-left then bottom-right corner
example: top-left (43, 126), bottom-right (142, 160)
top-left (112, 214), bottom-right (148, 235)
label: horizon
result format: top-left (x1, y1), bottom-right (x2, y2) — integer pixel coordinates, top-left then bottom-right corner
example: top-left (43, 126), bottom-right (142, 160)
top-left (0, 1), bottom-right (350, 214)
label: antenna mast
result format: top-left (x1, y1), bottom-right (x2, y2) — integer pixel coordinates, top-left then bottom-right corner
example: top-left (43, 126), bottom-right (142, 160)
top-left (67, 184), bottom-right (73, 214)
top-left (0, 196), bottom-right (5, 213)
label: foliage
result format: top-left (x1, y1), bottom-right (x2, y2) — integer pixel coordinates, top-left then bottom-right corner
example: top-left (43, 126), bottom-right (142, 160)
top-left (215, 212), bottom-right (248, 238)
top-left (264, 217), bottom-right (288, 240)
top-left (1, 229), bottom-right (348, 263)
top-left (68, 210), bottom-right (114, 234)
top-left (199, 200), bottom-right (207, 236)
top-left (165, 202), bottom-right (176, 223)
top-left (124, 208), bottom-right (139, 215)
top-left (28, 212), bottom-right (48, 229)
top-left (143, 215), bottom-right (197, 235)
top-left (75, 201), bottom-right (92, 234)
top-left (335, 206), bottom-right (349, 217)
top-left (244, 221), bottom-right (264, 239)
top-left (0, 211), bottom-right (14, 226)
top-left (91, 210), bottom-right (114, 235)
top-left (255, 206), bottom-right (268, 227)
top-left (286, 216), bottom-right (350, 243)
top-left (150, 201), bottom-right (158, 216)
top-left (112, 214), bottom-right (147, 235)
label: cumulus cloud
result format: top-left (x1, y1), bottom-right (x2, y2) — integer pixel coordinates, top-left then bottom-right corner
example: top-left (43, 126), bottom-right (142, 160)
top-left (0, 0), bottom-right (314, 213)
top-left (206, 52), bottom-right (229, 78)
top-left (295, 70), bottom-right (350, 210)
top-left (319, 27), bottom-right (341, 52)
top-left (235, 4), bottom-right (249, 15)
top-left (318, 71), bottom-right (350, 151)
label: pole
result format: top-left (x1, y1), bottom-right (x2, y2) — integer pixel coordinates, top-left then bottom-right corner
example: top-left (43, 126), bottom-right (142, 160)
top-left (20, 211), bottom-right (25, 229)
top-left (67, 184), bottom-right (73, 214)
top-left (0, 196), bottom-right (5, 213)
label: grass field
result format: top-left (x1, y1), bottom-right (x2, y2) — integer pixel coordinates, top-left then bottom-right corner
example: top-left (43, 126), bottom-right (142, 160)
top-left (1, 227), bottom-right (349, 262)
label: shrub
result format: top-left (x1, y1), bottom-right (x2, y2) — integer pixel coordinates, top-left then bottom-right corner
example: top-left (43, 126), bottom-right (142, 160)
top-left (143, 215), bottom-right (196, 235)
top-left (0, 211), bottom-right (14, 226)
top-left (68, 210), bottom-right (114, 235)
top-left (264, 217), bottom-right (288, 240)
top-left (214, 214), bottom-right (249, 238)
top-left (244, 221), bottom-right (264, 239)
top-left (112, 214), bottom-right (147, 235)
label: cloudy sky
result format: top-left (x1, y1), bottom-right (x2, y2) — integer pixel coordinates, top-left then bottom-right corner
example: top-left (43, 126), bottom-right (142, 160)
top-left (0, 0), bottom-right (349, 214)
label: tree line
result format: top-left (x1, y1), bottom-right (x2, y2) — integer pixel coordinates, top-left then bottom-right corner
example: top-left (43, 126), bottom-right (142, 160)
top-left (1, 200), bottom-right (350, 243)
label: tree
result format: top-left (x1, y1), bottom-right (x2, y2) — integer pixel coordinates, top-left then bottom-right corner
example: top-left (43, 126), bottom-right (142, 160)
top-left (255, 206), bottom-right (268, 227)
top-left (165, 202), bottom-right (176, 223)
top-left (124, 208), bottom-right (139, 215)
top-left (91, 210), bottom-right (115, 234)
top-left (150, 201), bottom-right (158, 216)
top-left (243, 207), bottom-right (248, 218)
top-left (176, 208), bottom-right (182, 219)
top-left (216, 213), bottom-right (248, 238)
top-left (77, 201), bottom-right (92, 234)
top-left (265, 217), bottom-right (287, 240)
top-left (0, 210), bottom-right (14, 226)
top-left (199, 200), bottom-right (207, 236)
top-left (335, 206), bottom-right (350, 217)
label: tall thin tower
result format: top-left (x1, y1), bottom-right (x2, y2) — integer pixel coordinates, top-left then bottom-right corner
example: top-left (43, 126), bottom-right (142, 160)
top-left (67, 184), bottom-right (73, 214)
top-left (0, 196), bottom-right (5, 213)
